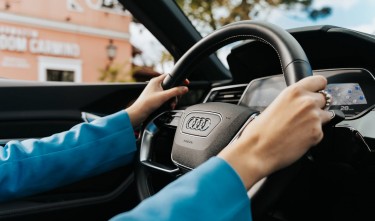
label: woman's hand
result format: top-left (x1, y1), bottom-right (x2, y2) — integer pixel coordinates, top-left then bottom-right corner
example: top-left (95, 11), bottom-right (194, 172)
top-left (126, 74), bottom-right (189, 128)
top-left (218, 75), bottom-right (332, 189)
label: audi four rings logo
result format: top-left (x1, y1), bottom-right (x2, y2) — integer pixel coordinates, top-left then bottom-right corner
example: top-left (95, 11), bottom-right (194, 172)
top-left (186, 117), bottom-right (211, 131)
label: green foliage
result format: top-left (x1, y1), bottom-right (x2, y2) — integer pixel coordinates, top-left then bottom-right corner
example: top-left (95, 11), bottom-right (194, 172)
top-left (99, 61), bottom-right (137, 83)
top-left (176, 0), bottom-right (329, 35)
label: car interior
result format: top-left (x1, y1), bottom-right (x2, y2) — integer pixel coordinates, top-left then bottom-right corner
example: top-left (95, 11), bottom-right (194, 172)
top-left (0, 1), bottom-right (375, 221)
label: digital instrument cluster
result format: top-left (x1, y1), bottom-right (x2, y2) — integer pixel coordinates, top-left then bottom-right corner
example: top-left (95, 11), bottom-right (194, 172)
top-left (326, 83), bottom-right (367, 106)
top-left (240, 69), bottom-right (375, 117)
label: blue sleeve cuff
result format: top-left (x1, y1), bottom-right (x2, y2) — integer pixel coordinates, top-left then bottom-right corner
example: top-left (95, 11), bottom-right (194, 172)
top-left (111, 157), bottom-right (252, 221)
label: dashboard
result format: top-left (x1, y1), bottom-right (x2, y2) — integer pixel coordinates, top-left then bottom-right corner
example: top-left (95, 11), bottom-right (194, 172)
top-left (239, 68), bottom-right (375, 118)
top-left (200, 25), bottom-right (375, 220)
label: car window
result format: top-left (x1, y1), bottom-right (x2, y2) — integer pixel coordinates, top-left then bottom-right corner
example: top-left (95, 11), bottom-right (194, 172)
top-left (0, 0), bottom-right (171, 83)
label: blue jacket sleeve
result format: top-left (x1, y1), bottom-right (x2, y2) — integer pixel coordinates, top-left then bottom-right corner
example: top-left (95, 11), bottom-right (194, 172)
top-left (110, 157), bottom-right (252, 221)
top-left (0, 111), bottom-right (136, 202)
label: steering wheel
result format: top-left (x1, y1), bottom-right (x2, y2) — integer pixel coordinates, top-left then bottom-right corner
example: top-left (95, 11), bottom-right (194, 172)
top-left (136, 20), bottom-right (313, 220)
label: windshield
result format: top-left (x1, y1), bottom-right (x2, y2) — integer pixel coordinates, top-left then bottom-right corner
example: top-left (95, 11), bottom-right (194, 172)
top-left (176, 0), bottom-right (374, 68)
top-left (176, 0), bottom-right (375, 36)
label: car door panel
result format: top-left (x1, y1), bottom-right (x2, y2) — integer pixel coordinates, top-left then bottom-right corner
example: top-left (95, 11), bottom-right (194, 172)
top-left (0, 81), bottom-right (146, 140)
top-left (0, 80), bottom-right (147, 220)
top-left (0, 79), bottom-right (210, 220)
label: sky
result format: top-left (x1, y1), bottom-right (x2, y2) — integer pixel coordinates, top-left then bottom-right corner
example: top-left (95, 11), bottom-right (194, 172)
top-left (266, 0), bottom-right (375, 34)
top-left (130, 23), bottom-right (174, 73)
top-left (130, 0), bottom-right (375, 73)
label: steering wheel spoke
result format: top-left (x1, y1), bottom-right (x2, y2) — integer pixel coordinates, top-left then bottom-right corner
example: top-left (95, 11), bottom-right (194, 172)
top-left (140, 160), bottom-right (180, 177)
top-left (139, 110), bottom-right (184, 177)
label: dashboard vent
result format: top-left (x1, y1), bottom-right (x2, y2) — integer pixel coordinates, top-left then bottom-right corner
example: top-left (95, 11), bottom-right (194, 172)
top-left (204, 84), bottom-right (247, 104)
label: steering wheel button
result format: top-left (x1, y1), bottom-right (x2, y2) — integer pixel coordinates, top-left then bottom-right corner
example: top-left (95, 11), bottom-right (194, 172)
top-left (172, 112), bottom-right (183, 117)
top-left (169, 117), bottom-right (180, 127)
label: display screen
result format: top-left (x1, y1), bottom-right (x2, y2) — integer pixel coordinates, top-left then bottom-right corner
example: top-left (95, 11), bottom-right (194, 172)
top-left (241, 77), bottom-right (369, 116)
top-left (239, 69), bottom-right (374, 117)
top-left (326, 83), bottom-right (367, 105)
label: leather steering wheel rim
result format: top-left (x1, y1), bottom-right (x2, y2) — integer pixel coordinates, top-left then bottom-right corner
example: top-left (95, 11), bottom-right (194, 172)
top-left (137, 20), bottom-right (313, 219)
top-left (162, 20), bottom-right (312, 89)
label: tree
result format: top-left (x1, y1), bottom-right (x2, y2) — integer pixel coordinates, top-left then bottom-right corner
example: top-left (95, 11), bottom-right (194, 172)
top-left (176, 0), bottom-right (330, 35)
top-left (99, 60), bottom-right (136, 82)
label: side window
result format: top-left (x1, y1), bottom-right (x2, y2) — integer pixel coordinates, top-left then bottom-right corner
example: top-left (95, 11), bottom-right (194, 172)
top-left (0, 0), bottom-right (171, 83)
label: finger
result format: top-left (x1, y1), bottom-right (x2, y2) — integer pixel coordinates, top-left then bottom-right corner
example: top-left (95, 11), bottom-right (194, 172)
top-left (161, 86), bottom-right (188, 102)
top-left (183, 79), bottom-right (190, 85)
top-left (319, 109), bottom-right (333, 124)
top-left (307, 91), bottom-right (327, 109)
top-left (146, 74), bottom-right (165, 87)
top-left (147, 73), bottom-right (165, 83)
top-left (152, 74), bottom-right (167, 83)
top-left (297, 75), bottom-right (328, 92)
top-left (170, 97), bottom-right (178, 109)
top-left (153, 75), bottom-right (189, 88)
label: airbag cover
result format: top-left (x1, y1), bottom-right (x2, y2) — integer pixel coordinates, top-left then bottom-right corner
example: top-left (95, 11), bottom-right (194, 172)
top-left (171, 102), bottom-right (258, 169)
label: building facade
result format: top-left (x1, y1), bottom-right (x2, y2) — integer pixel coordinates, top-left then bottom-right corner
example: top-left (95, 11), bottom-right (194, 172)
top-left (0, 0), bottom-right (132, 83)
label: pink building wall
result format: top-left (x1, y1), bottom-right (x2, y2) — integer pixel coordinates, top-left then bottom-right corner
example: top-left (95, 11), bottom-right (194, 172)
top-left (0, 0), bottom-right (132, 83)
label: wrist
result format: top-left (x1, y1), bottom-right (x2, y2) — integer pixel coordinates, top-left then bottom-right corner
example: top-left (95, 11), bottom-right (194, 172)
top-left (125, 103), bottom-right (148, 128)
top-left (218, 133), bottom-right (267, 190)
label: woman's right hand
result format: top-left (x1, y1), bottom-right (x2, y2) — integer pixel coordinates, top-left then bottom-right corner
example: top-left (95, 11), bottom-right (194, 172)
top-left (218, 75), bottom-right (332, 189)
top-left (125, 74), bottom-right (189, 128)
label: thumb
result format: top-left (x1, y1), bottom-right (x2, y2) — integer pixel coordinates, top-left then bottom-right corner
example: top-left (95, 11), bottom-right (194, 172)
top-left (160, 86), bottom-right (188, 102)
